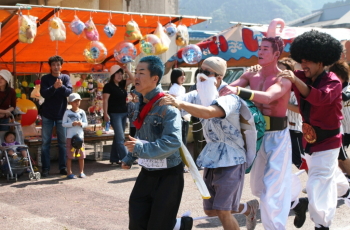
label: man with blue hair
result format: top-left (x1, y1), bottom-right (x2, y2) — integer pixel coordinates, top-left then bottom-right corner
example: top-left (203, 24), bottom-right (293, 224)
top-left (121, 56), bottom-right (192, 230)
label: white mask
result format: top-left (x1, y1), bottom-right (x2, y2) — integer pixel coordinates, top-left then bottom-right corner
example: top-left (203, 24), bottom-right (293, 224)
top-left (196, 73), bottom-right (218, 107)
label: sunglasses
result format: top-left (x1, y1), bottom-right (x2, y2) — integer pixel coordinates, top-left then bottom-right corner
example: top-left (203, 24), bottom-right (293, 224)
top-left (198, 68), bottom-right (219, 77)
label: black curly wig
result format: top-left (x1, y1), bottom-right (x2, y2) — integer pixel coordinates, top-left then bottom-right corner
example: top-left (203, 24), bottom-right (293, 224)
top-left (290, 30), bottom-right (343, 66)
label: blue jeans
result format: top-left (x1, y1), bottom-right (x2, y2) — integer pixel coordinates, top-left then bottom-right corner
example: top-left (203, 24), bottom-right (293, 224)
top-left (41, 116), bottom-right (66, 171)
top-left (109, 112), bottom-right (128, 162)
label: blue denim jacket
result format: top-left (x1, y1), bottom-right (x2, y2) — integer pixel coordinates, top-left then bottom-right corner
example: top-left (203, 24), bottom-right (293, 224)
top-left (122, 85), bottom-right (183, 170)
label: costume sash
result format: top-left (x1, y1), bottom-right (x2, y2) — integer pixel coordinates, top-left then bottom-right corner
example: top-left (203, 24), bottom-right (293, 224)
top-left (133, 92), bottom-right (165, 130)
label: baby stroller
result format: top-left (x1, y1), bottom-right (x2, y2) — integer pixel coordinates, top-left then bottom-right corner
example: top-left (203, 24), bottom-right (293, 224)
top-left (0, 115), bottom-right (40, 182)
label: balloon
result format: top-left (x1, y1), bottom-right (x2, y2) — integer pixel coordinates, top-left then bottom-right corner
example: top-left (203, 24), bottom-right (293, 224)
top-left (182, 44), bottom-right (203, 64)
top-left (113, 41), bottom-right (137, 64)
top-left (82, 81), bottom-right (88, 88)
top-left (15, 88), bottom-right (21, 94)
top-left (22, 81), bottom-right (28, 87)
top-left (75, 81), bottom-right (82, 87)
top-left (96, 130), bottom-right (103, 136)
top-left (83, 41), bottom-right (107, 64)
top-left (16, 93), bottom-right (21, 98)
top-left (16, 98), bottom-right (38, 126)
top-left (28, 82), bottom-right (34, 88)
top-left (164, 23), bottom-right (177, 37)
top-left (140, 34), bottom-right (161, 55)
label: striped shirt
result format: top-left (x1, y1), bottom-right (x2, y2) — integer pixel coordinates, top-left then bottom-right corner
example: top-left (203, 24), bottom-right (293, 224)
top-left (288, 92), bottom-right (302, 132)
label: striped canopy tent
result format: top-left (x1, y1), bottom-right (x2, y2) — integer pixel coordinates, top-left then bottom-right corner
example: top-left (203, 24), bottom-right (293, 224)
top-left (0, 4), bottom-right (210, 75)
top-left (165, 23), bottom-right (350, 71)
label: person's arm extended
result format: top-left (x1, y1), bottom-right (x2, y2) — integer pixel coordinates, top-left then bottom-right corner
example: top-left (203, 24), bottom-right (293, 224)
top-left (288, 103), bottom-right (300, 113)
top-left (219, 71), bottom-right (251, 96)
top-left (160, 94), bottom-right (225, 119)
top-left (124, 66), bottom-right (135, 87)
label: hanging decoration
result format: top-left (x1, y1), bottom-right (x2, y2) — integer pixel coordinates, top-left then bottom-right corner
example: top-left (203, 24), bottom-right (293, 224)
top-left (104, 20), bottom-right (116, 38)
top-left (164, 23), bottom-right (177, 37)
top-left (124, 20), bottom-right (142, 41)
top-left (69, 15), bottom-right (85, 35)
top-left (113, 41), bottom-right (137, 64)
top-left (176, 24), bottom-right (189, 46)
top-left (182, 44), bottom-right (203, 64)
top-left (48, 16), bottom-right (66, 41)
top-left (84, 19), bottom-right (99, 41)
top-left (83, 41), bottom-right (107, 64)
top-left (154, 22), bottom-right (171, 54)
top-left (140, 34), bottom-right (161, 56)
top-left (18, 14), bottom-right (38, 44)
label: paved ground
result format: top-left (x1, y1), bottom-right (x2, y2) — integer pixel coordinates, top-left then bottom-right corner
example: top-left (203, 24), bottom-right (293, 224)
top-left (1, 145), bottom-right (350, 230)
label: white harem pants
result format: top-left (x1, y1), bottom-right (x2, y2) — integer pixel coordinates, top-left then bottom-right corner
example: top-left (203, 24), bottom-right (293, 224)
top-left (250, 128), bottom-right (292, 230)
top-left (304, 148), bottom-right (349, 228)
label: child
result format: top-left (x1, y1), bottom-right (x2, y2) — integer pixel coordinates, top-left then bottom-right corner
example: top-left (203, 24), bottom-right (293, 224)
top-left (62, 93), bottom-right (88, 179)
top-left (1, 131), bottom-right (29, 171)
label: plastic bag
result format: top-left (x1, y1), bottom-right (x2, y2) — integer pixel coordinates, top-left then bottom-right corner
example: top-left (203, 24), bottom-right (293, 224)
top-left (140, 34), bottom-right (161, 56)
top-left (164, 23), bottom-right (177, 37)
top-left (48, 16), bottom-right (66, 41)
top-left (83, 41), bottom-right (107, 64)
top-left (153, 22), bottom-right (171, 55)
top-left (176, 24), bottom-right (189, 46)
top-left (113, 41), bottom-right (137, 64)
top-left (69, 15), bottom-right (85, 36)
top-left (104, 20), bottom-right (116, 38)
top-left (84, 19), bottom-right (99, 41)
top-left (18, 15), bottom-right (38, 44)
top-left (124, 20), bottom-right (142, 41)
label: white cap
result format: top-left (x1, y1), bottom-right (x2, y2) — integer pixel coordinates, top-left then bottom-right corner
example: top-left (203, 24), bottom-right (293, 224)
top-left (0, 69), bottom-right (13, 84)
top-left (68, 93), bottom-right (82, 102)
top-left (110, 65), bottom-right (121, 76)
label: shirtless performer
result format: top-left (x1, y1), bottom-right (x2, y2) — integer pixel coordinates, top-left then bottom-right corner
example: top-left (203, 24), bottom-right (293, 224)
top-left (220, 18), bottom-right (292, 229)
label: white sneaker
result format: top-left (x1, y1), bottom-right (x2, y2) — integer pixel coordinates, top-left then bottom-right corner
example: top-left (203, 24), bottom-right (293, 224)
top-left (246, 199), bottom-right (259, 230)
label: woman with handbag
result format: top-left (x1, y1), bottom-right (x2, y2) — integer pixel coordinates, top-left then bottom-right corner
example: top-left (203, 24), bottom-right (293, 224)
top-left (0, 70), bottom-right (16, 131)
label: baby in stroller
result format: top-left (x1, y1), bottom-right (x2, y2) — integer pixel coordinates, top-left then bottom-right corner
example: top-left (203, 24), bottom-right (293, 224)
top-left (2, 131), bottom-right (29, 167)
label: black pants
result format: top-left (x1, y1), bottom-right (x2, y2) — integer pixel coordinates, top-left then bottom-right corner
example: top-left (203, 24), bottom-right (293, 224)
top-left (129, 163), bottom-right (184, 230)
top-left (290, 130), bottom-right (303, 169)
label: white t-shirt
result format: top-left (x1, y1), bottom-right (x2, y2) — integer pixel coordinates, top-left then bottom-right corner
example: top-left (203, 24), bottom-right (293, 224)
top-left (62, 109), bottom-right (88, 139)
top-left (168, 83), bottom-right (186, 97)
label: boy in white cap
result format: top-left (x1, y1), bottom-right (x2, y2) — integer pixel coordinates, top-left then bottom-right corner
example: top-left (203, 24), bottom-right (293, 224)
top-left (0, 69), bottom-right (16, 131)
top-left (62, 93), bottom-right (88, 179)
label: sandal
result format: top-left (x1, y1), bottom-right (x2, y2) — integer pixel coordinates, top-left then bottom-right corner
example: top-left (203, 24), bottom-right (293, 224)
top-left (67, 174), bottom-right (77, 179)
top-left (79, 173), bottom-right (86, 178)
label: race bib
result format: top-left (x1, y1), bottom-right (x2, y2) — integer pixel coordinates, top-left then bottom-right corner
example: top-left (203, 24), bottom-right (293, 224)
top-left (138, 158), bottom-right (167, 168)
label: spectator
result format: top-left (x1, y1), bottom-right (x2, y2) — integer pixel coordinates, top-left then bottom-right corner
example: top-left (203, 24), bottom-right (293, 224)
top-left (0, 70), bottom-right (16, 131)
top-left (40, 55), bottom-right (73, 177)
top-left (62, 93), bottom-right (88, 179)
top-left (103, 65), bottom-right (134, 165)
